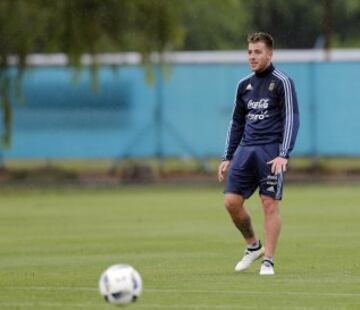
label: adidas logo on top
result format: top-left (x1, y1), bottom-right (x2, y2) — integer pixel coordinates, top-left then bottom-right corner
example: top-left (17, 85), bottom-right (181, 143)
top-left (246, 83), bottom-right (253, 91)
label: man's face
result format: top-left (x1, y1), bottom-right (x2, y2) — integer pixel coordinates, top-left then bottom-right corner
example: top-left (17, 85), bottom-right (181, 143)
top-left (248, 41), bottom-right (273, 73)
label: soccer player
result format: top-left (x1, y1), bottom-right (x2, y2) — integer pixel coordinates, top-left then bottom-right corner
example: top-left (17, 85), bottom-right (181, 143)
top-left (218, 32), bottom-right (299, 275)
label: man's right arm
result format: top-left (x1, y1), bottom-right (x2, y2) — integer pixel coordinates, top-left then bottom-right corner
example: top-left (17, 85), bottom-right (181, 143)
top-left (218, 84), bottom-right (245, 182)
top-left (218, 160), bottom-right (231, 182)
top-left (222, 84), bottom-right (246, 161)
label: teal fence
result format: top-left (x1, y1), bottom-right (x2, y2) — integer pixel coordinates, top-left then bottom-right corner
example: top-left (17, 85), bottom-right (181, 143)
top-left (2, 60), bottom-right (360, 159)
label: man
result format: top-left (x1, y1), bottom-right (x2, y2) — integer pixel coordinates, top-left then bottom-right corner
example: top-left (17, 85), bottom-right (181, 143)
top-left (218, 32), bottom-right (299, 275)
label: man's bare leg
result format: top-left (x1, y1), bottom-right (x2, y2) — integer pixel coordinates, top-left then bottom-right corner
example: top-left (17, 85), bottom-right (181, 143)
top-left (259, 195), bottom-right (281, 275)
top-left (224, 193), bottom-right (264, 271)
top-left (224, 193), bottom-right (257, 244)
top-left (260, 195), bottom-right (281, 258)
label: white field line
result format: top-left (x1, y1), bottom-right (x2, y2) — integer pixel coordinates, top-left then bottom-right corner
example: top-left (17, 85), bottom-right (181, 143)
top-left (3, 286), bottom-right (360, 298)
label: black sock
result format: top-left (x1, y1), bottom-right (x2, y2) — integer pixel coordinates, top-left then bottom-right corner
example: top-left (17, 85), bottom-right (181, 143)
top-left (262, 257), bottom-right (274, 266)
top-left (247, 240), bottom-right (262, 251)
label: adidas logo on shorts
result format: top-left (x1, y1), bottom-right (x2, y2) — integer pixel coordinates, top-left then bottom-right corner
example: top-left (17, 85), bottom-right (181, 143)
top-left (266, 186), bottom-right (275, 192)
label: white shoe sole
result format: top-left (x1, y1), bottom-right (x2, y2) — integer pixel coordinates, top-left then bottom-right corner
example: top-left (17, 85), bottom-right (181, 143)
top-left (259, 262), bottom-right (275, 275)
top-left (259, 268), bottom-right (275, 275)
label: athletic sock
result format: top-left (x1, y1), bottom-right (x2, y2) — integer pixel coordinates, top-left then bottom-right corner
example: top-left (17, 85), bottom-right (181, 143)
top-left (247, 240), bottom-right (262, 252)
top-left (262, 256), bottom-right (274, 266)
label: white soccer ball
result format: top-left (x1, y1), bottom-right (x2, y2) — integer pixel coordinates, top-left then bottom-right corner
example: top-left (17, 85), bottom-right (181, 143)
top-left (98, 264), bottom-right (142, 306)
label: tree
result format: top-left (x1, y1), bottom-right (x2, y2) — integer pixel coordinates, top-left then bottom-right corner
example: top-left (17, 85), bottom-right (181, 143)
top-left (332, 0), bottom-right (360, 47)
top-left (0, 0), bottom-right (185, 149)
top-left (245, 0), bottom-right (324, 48)
top-left (181, 0), bottom-right (251, 50)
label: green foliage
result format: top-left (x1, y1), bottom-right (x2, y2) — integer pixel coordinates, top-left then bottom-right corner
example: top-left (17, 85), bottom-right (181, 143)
top-left (245, 0), bottom-right (324, 48)
top-left (1, 0), bottom-right (359, 61)
top-left (245, 0), bottom-right (360, 49)
top-left (0, 0), bottom-right (185, 148)
top-left (182, 0), bottom-right (360, 50)
top-left (332, 0), bottom-right (360, 47)
top-left (181, 0), bottom-right (251, 50)
top-left (0, 0), bottom-right (185, 61)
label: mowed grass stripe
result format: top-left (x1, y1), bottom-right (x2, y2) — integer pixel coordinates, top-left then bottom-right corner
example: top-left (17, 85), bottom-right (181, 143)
top-left (4, 286), bottom-right (360, 297)
top-left (0, 301), bottom-right (327, 310)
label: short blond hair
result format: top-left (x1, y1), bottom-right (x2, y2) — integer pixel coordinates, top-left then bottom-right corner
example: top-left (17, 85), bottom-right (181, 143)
top-left (247, 32), bottom-right (274, 49)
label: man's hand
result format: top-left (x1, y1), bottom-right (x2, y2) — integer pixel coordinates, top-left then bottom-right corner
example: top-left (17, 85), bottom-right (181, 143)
top-left (267, 156), bottom-right (288, 175)
top-left (218, 160), bottom-right (231, 182)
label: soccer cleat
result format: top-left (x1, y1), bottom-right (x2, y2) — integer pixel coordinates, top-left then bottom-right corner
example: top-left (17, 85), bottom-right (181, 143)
top-left (259, 259), bottom-right (275, 275)
top-left (234, 246), bottom-right (265, 272)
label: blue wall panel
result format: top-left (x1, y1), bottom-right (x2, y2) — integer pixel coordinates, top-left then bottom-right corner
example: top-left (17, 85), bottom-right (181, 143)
top-left (2, 61), bottom-right (360, 159)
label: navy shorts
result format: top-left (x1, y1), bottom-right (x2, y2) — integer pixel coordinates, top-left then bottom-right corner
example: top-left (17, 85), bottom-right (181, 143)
top-left (225, 144), bottom-right (284, 200)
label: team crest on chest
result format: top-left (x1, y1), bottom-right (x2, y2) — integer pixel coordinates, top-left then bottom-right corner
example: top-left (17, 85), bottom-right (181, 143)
top-left (268, 80), bottom-right (276, 91)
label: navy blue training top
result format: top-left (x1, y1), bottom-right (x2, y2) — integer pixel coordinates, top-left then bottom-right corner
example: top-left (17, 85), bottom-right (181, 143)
top-left (223, 63), bottom-right (300, 160)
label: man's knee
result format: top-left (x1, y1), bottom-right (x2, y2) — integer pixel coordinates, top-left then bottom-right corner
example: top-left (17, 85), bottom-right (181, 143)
top-left (224, 194), bottom-right (244, 214)
top-left (261, 195), bottom-right (279, 215)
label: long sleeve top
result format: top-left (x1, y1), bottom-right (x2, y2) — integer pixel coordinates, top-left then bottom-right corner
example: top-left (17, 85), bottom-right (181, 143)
top-left (223, 63), bottom-right (300, 160)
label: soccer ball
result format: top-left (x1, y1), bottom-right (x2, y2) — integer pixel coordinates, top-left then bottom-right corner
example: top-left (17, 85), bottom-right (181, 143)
top-left (98, 264), bottom-right (142, 306)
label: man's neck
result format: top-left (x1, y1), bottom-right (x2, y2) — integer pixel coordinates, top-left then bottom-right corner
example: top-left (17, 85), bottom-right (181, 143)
top-left (255, 62), bottom-right (274, 76)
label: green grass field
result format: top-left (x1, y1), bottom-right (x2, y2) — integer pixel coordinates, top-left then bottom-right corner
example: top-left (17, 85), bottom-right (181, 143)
top-left (0, 184), bottom-right (359, 310)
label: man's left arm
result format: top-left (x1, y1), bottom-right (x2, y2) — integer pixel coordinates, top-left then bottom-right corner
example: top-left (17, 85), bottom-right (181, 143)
top-left (269, 77), bottom-right (300, 175)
